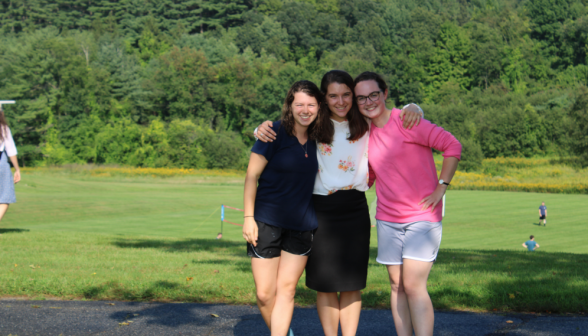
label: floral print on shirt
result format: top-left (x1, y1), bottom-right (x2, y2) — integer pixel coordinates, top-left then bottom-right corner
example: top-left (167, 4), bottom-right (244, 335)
top-left (338, 156), bottom-right (356, 173)
top-left (318, 142), bottom-right (333, 156)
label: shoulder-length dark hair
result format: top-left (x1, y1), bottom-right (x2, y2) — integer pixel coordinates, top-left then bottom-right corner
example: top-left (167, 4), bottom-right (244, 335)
top-left (281, 80), bottom-right (325, 141)
top-left (0, 110), bottom-right (8, 142)
top-left (315, 70), bottom-right (369, 144)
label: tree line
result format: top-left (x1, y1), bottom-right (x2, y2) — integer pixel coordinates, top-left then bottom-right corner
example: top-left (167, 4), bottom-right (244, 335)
top-left (0, 0), bottom-right (587, 169)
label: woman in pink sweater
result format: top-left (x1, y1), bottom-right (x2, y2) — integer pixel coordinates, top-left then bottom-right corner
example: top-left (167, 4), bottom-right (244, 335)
top-left (355, 72), bottom-right (461, 336)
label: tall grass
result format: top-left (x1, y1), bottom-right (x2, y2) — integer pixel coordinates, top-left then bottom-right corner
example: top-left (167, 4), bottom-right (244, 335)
top-left (433, 157), bottom-right (588, 194)
top-left (22, 165), bottom-right (245, 178)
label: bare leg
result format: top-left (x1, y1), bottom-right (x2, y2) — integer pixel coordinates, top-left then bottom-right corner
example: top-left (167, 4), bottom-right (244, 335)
top-left (387, 265), bottom-right (412, 336)
top-left (402, 259), bottom-right (435, 336)
top-left (251, 256), bottom-right (281, 329)
top-left (0, 204), bottom-right (9, 223)
top-left (339, 290), bottom-right (362, 336)
top-left (271, 251), bottom-right (308, 336)
top-left (317, 292), bottom-right (340, 336)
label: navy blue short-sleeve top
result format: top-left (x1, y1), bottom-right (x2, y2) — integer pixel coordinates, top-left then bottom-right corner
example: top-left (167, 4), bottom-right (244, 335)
top-left (251, 120), bottom-right (318, 231)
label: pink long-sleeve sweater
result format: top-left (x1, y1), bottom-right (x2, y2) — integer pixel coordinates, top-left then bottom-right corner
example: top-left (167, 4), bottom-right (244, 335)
top-left (368, 108), bottom-right (462, 223)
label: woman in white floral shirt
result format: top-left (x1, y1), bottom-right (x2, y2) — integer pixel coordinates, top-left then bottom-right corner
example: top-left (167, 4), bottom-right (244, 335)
top-left (255, 70), bottom-right (421, 336)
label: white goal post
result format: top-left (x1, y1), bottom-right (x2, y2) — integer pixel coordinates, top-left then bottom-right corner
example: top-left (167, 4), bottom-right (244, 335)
top-left (0, 100), bottom-right (15, 109)
top-left (442, 194), bottom-right (446, 217)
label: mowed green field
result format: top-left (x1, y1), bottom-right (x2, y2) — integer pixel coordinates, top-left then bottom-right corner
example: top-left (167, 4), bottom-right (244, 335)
top-left (5, 172), bottom-right (587, 253)
top-left (1, 171), bottom-right (587, 313)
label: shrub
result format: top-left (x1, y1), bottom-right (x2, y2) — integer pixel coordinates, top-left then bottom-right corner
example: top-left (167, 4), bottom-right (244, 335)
top-left (458, 138), bottom-right (484, 172)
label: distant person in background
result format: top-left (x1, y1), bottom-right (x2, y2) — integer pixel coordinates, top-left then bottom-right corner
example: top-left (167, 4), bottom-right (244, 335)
top-left (523, 235), bottom-right (539, 251)
top-left (0, 108), bottom-right (20, 225)
top-left (538, 202), bottom-right (547, 226)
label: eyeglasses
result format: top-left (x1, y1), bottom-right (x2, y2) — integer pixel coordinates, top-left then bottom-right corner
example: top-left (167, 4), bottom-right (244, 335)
top-left (356, 91), bottom-right (381, 105)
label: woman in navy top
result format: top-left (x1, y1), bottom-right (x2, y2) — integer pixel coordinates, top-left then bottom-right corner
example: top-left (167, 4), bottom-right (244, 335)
top-left (243, 80), bottom-right (326, 336)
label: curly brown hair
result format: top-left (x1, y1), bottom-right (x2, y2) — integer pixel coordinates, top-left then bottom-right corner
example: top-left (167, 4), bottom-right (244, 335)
top-left (280, 80), bottom-right (325, 140)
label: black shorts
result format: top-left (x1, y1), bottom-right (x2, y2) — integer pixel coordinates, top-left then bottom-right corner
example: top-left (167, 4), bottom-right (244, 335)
top-left (540, 215), bottom-right (546, 220)
top-left (247, 221), bottom-right (314, 259)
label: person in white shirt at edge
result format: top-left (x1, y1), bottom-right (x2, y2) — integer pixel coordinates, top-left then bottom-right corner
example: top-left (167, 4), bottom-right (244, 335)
top-left (254, 70), bottom-right (423, 336)
top-left (0, 108), bottom-right (21, 225)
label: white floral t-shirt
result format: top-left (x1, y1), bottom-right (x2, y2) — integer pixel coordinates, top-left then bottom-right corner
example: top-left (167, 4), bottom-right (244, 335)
top-left (313, 119), bottom-right (369, 195)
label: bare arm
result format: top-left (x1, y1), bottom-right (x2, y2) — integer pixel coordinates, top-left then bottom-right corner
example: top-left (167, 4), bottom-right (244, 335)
top-left (254, 121), bottom-right (276, 143)
top-left (243, 153), bottom-right (268, 246)
top-left (8, 155), bottom-right (20, 183)
top-left (522, 243), bottom-right (527, 248)
top-left (419, 157), bottom-right (459, 212)
top-left (535, 243), bottom-right (539, 249)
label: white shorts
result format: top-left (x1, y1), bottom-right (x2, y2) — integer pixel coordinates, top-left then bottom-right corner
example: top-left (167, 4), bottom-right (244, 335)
top-left (376, 220), bottom-right (442, 265)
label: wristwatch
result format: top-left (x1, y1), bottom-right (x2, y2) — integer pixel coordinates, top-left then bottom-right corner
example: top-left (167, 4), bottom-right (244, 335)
top-left (439, 179), bottom-right (450, 186)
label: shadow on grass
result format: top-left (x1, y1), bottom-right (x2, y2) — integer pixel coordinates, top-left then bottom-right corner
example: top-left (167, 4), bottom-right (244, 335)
top-left (112, 237), bottom-right (243, 254)
top-left (361, 246), bottom-right (588, 313)
top-left (110, 237), bottom-right (588, 313)
top-left (83, 280), bottom-right (181, 300)
top-left (427, 249), bottom-right (588, 313)
top-left (112, 237), bottom-right (252, 273)
top-left (0, 228), bottom-right (29, 234)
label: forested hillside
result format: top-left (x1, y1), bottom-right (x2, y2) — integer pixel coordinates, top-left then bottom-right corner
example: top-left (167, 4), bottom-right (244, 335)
top-left (1, 0), bottom-right (587, 169)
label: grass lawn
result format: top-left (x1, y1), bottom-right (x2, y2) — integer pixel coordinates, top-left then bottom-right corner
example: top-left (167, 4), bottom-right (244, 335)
top-left (1, 170), bottom-right (587, 313)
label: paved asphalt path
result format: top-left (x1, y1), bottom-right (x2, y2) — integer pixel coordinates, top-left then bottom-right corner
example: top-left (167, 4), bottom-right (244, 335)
top-left (0, 300), bottom-right (586, 335)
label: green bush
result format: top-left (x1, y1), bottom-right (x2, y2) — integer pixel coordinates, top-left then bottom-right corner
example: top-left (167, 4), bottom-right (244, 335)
top-left (458, 138), bottom-right (484, 172)
top-left (569, 86), bottom-right (588, 167)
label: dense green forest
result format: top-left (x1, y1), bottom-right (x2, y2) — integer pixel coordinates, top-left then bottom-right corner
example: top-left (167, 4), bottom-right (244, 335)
top-left (1, 0), bottom-right (587, 169)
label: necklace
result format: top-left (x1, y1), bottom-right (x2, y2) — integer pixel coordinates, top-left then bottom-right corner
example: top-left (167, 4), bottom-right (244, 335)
top-left (300, 142), bottom-right (308, 158)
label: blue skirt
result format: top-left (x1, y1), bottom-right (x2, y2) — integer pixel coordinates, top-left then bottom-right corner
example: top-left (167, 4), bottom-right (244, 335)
top-left (0, 151), bottom-right (16, 204)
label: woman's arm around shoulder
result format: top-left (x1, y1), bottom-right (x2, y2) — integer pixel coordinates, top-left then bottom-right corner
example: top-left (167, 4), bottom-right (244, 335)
top-left (399, 103), bottom-right (424, 129)
top-left (251, 121), bottom-right (282, 162)
top-left (254, 121), bottom-right (277, 143)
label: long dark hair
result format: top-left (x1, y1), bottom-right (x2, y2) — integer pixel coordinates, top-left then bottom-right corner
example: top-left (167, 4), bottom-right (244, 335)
top-left (280, 80), bottom-right (325, 140)
top-left (315, 70), bottom-right (369, 144)
top-left (0, 110), bottom-right (8, 142)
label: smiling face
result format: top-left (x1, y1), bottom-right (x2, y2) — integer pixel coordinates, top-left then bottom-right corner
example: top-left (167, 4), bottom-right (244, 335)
top-left (291, 91), bottom-right (319, 128)
top-left (354, 80), bottom-right (388, 120)
top-left (325, 82), bottom-right (353, 122)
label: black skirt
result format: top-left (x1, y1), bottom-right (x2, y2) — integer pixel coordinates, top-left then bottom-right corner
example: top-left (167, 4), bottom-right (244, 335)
top-left (305, 189), bottom-right (371, 292)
